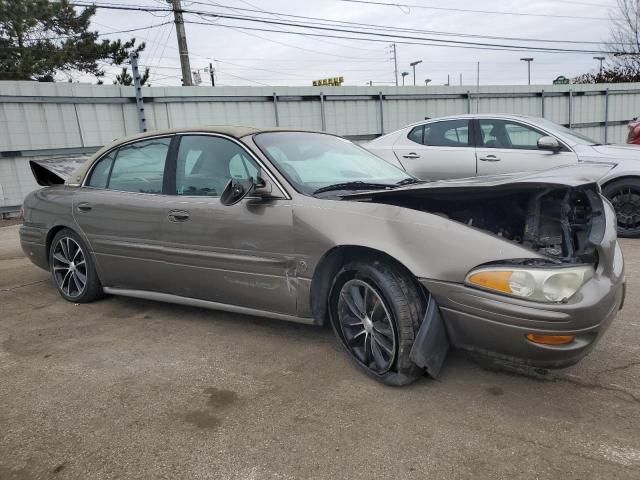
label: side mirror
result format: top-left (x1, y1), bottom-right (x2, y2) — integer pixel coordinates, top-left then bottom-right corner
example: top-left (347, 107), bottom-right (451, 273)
top-left (537, 135), bottom-right (562, 152)
top-left (220, 178), bottom-right (255, 206)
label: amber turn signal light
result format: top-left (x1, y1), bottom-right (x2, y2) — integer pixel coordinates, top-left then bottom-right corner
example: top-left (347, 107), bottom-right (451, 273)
top-left (526, 334), bottom-right (575, 345)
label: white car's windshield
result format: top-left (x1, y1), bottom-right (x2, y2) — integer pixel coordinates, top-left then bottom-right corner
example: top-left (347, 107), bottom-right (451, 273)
top-left (535, 118), bottom-right (599, 145)
top-left (254, 132), bottom-right (414, 195)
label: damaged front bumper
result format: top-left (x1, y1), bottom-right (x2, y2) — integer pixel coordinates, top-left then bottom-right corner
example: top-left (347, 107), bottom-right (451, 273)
top-left (416, 259), bottom-right (625, 370)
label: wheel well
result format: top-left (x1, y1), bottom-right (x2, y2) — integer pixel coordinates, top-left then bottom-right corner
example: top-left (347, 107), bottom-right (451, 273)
top-left (601, 175), bottom-right (640, 193)
top-left (309, 245), bottom-right (423, 326)
top-left (45, 226), bottom-right (69, 265)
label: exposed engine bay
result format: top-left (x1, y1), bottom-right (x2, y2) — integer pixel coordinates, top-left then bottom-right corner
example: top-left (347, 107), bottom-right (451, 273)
top-left (357, 184), bottom-right (605, 264)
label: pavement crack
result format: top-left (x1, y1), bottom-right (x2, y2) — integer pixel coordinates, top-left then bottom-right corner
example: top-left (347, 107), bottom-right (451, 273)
top-left (596, 360), bottom-right (640, 377)
top-left (0, 280), bottom-right (48, 292)
top-left (550, 373), bottom-right (640, 405)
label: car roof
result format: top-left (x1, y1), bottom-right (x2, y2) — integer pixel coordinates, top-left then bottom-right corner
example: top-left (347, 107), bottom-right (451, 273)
top-left (405, 113), bottom-right (540, 128)
top-left (102, 125), bottom-right (320, 143)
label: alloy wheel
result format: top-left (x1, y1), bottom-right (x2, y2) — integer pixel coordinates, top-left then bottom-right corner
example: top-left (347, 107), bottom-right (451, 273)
top-left (52, 237), bottom-right (87, 298)
top-left (336, 279), bottom-right (397, 374)
top-left (609, 186), bottom-right (640, 234)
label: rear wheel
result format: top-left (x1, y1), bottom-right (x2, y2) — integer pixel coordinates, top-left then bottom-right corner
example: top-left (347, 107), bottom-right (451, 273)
top-left (49, 228), bottom-right (103, 303)
top-left (603, 178), bottom-right (640, 238)
top-left (329, 258), bottom-right (426, 386)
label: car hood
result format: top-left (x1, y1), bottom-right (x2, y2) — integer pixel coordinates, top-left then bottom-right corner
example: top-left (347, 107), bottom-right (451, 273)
top-left (587, 144), bottom-right (640, 159)
top-left (345, 163), bottom-right (615, 199)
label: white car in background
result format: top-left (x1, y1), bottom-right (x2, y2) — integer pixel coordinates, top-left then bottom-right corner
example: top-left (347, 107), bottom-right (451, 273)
top-left (363, 114), bottom-right (640, 237)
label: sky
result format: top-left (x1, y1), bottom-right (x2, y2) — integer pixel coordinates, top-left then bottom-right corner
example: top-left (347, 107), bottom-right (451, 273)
top-left (84, 0), bottom-right (619, 87)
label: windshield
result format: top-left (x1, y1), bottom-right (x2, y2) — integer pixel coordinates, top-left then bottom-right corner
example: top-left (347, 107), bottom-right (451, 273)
top-left (535, 118), bottom-right (598, 145)
top-left (254, 132), bottom-right (413, 195)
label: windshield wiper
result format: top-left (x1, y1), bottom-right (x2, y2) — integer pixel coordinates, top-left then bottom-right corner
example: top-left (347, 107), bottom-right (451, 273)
top-left (313, 181), bottom-right (396, 195)
top-left (396, 177), bottom-right (422, 186)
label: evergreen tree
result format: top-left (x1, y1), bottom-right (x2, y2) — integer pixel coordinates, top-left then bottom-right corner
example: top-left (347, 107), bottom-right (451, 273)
top-left (0, 0), bottom-right (145, 81)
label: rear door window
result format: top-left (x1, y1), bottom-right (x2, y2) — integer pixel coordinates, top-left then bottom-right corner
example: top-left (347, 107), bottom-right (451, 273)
top-left (407, 120), bottom-right (470, 147)
top-left (107, 138), bottom-right (171, 194)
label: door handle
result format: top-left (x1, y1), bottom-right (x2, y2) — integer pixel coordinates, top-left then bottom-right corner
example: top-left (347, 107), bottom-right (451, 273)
top-left (479, 155), bottom-right (501, 162)
top-left (168, 210), bottom-right (190, 222)
top-left (402, 153), bottom-right (420, 159)
top-left (77, 202), bottom-right (92, 212)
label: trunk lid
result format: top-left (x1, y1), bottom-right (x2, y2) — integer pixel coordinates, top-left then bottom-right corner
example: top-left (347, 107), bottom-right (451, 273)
top-left (29, 156), bottom-right (89, 186)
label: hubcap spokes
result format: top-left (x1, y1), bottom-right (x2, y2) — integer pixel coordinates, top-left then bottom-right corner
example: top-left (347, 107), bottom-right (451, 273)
top-left (611, 187), bottom-right (640, 231)
top-left (52, 237), bottom-right (87, 298)
top-left (337, 279), bottom-right (397, 374)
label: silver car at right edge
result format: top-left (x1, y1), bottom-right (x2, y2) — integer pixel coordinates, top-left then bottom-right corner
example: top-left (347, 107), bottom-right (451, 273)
top-left (363, 114), bottom-right (640, 237)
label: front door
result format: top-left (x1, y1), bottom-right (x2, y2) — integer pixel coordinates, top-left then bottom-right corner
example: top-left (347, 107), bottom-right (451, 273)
top-left (392, 119), bottom-right (477, 180)
top-left (475, 119), bottom-right (579, 176)
top-left (73, 136), bottom-right (174, 292)
top-left (161, 134), bottom-right (297, 316)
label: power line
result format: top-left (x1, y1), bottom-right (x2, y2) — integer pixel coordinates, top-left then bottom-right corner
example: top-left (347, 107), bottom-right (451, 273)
top-left (185, 1), bottom-right (616, 45)
top-left (179, 20), bottom-right (603, 55)
top-left (184, 17), bottom-right (613, 54)
top-left (187, 14), bottom-right (387, 60)
top-left (72, 3), bottom-right (616, 53)
top-left (336, 0), bottom-right (605, 20)
top-left (204, 0), bottom-right (381, 52)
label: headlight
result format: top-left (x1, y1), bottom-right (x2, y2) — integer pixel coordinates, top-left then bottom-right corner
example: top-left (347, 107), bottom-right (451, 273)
top-left (465, 265), bottom-right (594, 303)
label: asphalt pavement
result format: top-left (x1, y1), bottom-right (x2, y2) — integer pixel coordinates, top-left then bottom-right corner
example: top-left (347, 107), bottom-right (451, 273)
top-left (1, 223), bottom-right (639, 479)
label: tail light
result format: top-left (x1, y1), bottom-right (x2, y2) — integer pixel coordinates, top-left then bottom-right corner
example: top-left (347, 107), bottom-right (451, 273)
top-left (628, 121), bottom-right (640, 144)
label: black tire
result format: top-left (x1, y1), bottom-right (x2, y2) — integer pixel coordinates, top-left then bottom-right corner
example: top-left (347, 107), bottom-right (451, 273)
top-left (603, 178), bottom-right (640, 238)
top-left (49, 228), bottom-right (103, 303)
top-left (329, 257), bottom-right (426, 386)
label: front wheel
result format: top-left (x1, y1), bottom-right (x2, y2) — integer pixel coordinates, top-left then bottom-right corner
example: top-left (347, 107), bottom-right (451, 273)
top-left (49, 228), bottom-right (104, 303)
top-left (603, 178), bottom-right (640, 238)
top-left (329, 258), bottom-right (426, 386)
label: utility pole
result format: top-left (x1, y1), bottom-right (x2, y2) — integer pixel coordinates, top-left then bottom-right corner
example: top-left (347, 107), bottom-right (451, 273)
top-left (520, 57), bottom-right (534, 85)
top-left (392, 43), bottom-right (398, 86)
top-left (169, 0), bottom-right (193, 86)
top-left (410, 60), bottom-right (422, 86)
top-left (593, 56), bottom-right (605, 74)
top-left (208, 62), bottom-right (215, 86)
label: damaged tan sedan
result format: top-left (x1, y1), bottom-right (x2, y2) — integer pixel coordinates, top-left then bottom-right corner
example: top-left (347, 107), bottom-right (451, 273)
top-left (21, 127), bottom-right (625, 385)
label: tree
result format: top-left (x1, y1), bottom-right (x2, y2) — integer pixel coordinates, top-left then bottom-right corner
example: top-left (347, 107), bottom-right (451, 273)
top-left (0, 0), bottom-right (145, 81)
top-left (113, 66), bottom-right (150, 86)
top-left (573, 0), bottom-right (640, 83)
top-left (573, 66), bottom-right (640, 84)
top-left (608, 0), bottom-right (640, 71)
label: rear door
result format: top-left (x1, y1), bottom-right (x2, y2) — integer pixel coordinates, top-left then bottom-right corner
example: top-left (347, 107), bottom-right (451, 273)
top-left (391, 119), bottom-right (477, 180)
top-left (475, 118), bottom-right (578, 176)
top-left (73, 136), bottom-right (174, 292)
top-left (160, 134), bottom-right (297, 315)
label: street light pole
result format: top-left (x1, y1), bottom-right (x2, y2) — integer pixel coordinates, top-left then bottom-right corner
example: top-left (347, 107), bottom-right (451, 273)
top-left (593, 56), bottom-right (605, 74)
top-left (520, 58), bottom-right (534, 85)
top-left (401, 72), bottom-right (409, 86)
top-left (409, 60), bottom-right (422, 86)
